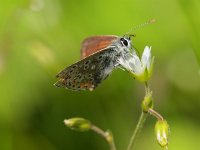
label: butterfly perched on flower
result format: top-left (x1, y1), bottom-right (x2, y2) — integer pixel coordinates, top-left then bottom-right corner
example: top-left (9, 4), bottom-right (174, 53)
top-left (54, 19), bottom-right (156, 91)
top-left (54, 35), bottom-right (136, 91)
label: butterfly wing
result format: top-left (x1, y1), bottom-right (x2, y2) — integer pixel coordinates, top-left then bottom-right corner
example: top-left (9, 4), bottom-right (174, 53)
top-left (81, 35), bottom-right (118, 59)
top-left (55, 46), bottom-right (119, 91)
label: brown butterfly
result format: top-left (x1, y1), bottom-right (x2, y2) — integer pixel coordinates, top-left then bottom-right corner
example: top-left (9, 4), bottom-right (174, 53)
top-left (54, 35), bottom-right (135, 91)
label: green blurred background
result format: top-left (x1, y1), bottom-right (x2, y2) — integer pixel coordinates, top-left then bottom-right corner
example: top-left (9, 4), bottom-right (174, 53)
top-left (0, 0), bottom-right (200, 150)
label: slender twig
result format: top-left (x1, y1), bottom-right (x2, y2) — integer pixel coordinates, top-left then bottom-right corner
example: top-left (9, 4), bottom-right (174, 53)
top-left (91, 125), bottom-right (116, 150)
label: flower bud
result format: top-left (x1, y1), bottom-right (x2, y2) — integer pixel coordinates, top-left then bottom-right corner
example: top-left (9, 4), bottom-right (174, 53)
top-left (155, 120), bottom-right (169, 148)
top-left (141, 92), bottom-right (153, 112)
top-left (105, 130), bottom-right (114, 143)
top-left (64, 117), bottom-right (91, 132)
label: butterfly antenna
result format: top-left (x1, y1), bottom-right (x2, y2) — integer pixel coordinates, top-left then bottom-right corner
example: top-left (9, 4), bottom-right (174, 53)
top-left (125, 18), bottom-right (156, 36)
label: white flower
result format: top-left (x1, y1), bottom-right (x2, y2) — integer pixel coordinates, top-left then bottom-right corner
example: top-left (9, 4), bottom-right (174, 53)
top-left (118, 46), bottom-right (154, 82)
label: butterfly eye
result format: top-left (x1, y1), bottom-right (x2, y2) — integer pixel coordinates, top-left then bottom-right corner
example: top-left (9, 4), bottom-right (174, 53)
top-left (120, 38), bottom-right (128, 47)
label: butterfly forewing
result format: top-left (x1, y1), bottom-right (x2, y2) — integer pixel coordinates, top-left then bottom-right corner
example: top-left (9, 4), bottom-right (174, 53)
top-left (55, 47), bottom-right (119, 91)
top-left (81, 36), bottom-right (118, 59)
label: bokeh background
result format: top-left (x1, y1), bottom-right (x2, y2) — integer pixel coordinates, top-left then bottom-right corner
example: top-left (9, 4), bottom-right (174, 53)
top-left (0, 0), bottom-right (200, 150)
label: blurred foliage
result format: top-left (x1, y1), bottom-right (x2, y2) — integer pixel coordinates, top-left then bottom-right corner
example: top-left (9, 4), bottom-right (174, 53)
top-left (0, 0), bottom-right (200, 150)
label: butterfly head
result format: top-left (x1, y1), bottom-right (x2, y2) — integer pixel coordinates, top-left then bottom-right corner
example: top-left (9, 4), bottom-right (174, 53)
top-left (121, 34), bottom-right (135, 46)
top-left (112, 34), bottom-right (135, 53)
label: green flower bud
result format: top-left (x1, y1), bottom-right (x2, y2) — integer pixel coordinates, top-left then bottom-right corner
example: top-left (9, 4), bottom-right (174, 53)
top-left (141, 92), bottom-right (153, 112)
top-left (155, 120), bottom-right (169, 148)
top-left (64, 117), bottom-right (91, 132)
top-left (105, 130), bottom-right (114, 143)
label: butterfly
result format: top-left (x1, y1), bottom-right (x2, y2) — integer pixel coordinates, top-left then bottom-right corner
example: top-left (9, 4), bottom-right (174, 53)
top-left (54, 35), bottom-right (135, 91)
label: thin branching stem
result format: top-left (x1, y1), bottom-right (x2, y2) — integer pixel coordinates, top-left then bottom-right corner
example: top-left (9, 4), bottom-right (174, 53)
top-left (127, 82), bottom-right (150, 150)
top-left (148, 108), bottom-right (164, 120)
top-left (127, 112), bottom-right (148, 150)
top-left (91, 125), bottom-right (116, 150)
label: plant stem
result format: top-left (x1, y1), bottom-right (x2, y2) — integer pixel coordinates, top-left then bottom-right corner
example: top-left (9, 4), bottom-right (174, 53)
top-left (127, 112), bottom-right (148, 150)
top-left (144, 81), bottom-right (150, 94)
top-left (148, 108), bottom-right (164, 120)
top-left (91, 125), bottom-right (116, 150)
top-left (127, 81), bottom-right (150, 150)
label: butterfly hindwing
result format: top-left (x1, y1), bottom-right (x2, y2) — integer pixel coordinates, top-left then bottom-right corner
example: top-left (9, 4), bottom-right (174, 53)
top-left (55, 47), bottom-right (119, 91)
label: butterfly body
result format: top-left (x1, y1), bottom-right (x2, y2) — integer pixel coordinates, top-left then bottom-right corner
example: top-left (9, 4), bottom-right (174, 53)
top-left (55, 35), bottom-right (133, 91)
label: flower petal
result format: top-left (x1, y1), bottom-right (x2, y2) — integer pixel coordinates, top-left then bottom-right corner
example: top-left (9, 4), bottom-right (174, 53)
top-left (117, 54), bottom-right (132, 71)
top-left (117, 46), bottom-right (153, 82)
top-left (141, 46), bottom-right (151, 70)
top-left (128, 54), bottom-right (143, 74)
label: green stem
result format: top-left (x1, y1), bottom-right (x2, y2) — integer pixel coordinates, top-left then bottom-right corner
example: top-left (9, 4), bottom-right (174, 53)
top-left (127, 81), bottom-right (150, 150)
top-left (144, 81), bottom-right (150, 94)
top-left (148, 108), bottom-right (164, 120)
top-left (127, 112), bottom-right (148, 150)
top-left (91, 125), bottom-right (116, 150)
